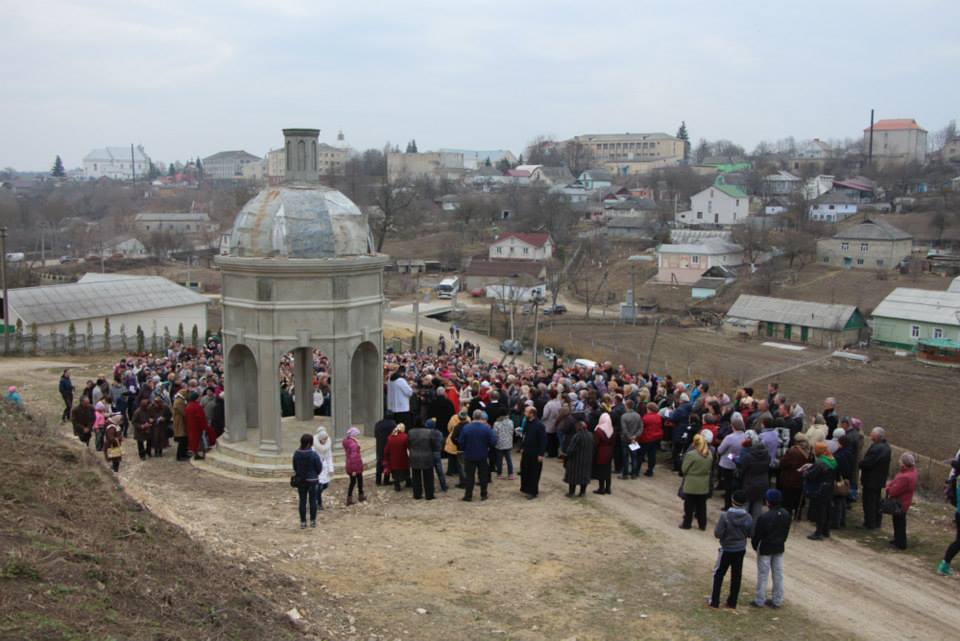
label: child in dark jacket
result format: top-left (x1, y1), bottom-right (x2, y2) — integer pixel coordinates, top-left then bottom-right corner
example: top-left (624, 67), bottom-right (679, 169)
top-left (710, 490), bottom-right (753, 609)
top-left (751, 489), bottom-right (792, 608)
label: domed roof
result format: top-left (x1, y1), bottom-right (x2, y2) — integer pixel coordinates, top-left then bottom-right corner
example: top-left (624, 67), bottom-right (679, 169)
top-left (228, 185), bottom-right (373, 258)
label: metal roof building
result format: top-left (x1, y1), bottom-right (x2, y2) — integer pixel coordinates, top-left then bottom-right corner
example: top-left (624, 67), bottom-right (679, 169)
top-left (872, 287), bottom-right (960, 349)
top-left (724, 294), bottom-right (866, 347)
top-left (5, 274), bottom-right (208, 338)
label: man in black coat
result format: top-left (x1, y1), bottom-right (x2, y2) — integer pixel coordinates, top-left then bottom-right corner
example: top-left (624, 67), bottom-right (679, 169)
top-left (859, 426), bottom-right (892, 529)
top-left (520, 405), bottom-right (547, 499)
top-left (751, 489), bottom-right (791, 608)
top-left (374, 416), bottom-right (397, 486)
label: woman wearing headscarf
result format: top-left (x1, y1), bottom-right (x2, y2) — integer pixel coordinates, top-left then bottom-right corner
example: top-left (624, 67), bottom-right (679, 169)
top-left (737, 430), bottom-right (771, 520)
top-left (564, 421), bottom-right (594, 497)
top-left (805, 415), bottom-right (828, 446)
top-left (185, 391), bottom-right (216, 460)
top-left (314, 426), bottom-right (334, 511)
top-left (343, 427), bottom-right (366, 505)
top-left (383, 423), bottom-right (410, 492)
top-left (592, 412), bottom-right (615, 495)
top-left (717, 412), bottom-right (747, 510)
top-left (680, 433), bottom-right (714, 530)
top-left (885, 452), bottom-right (918, 550)
top-left (778, 432), bottom-right (812, 519)
top-left (803, 441), bottom-right (838, 541)
top-left (103, 413), bottom-right (123, 473)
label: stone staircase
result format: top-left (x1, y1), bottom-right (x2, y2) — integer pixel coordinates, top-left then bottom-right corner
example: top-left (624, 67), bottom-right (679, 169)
top-left (194, 435), bottom-right (377, 482)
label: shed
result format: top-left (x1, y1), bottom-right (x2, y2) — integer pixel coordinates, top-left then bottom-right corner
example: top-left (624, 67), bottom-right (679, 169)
top-left (871, 287), bottom-right (960, 349)
top-left (5, 274), bottom-right (208, 344)
top-left (724, 294), bottom-right (865, 347)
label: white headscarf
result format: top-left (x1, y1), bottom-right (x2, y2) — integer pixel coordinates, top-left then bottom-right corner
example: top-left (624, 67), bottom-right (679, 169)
top-left (314, 426), bottom-right (331, 456)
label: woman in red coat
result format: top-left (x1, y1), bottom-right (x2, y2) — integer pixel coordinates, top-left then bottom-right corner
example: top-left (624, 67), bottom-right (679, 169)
top-left (593, 413), bottom-right (615, 495)
top-left (383, 423), bottom-right (410, 492)
top-left (185, 392), bottom-right (216, 460)
top-left (637, 403), bottom-right (664, 477)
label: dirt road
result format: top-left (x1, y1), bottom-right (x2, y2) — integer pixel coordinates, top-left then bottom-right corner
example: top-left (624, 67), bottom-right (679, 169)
top-left (540, 463), bottom-right (959, 641)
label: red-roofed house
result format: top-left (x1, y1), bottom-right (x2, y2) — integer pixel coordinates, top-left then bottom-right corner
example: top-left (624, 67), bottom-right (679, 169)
top-left (489, 232), bottom-right (553, 261)
top-left (863, 118), bottom-right (927, 165)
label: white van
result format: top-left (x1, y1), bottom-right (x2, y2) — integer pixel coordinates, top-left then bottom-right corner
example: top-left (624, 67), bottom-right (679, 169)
top-left (5, 252), bottom-right (24, 263)
top-left (435, 276), bottom-right (460, 299)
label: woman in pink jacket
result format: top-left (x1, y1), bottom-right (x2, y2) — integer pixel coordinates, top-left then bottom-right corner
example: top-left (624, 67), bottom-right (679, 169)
top-left (885, 452), bottom-right (918, 550)
top-left (343, 427), bottom-right (366, 506)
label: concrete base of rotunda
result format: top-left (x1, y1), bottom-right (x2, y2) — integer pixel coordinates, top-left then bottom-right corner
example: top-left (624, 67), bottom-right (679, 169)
top-left (195, 416), bottom-right (376, 482)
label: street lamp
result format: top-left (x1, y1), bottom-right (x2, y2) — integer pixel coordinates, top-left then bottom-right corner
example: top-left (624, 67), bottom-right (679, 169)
top-left (1, 227), bottom-right (8, 355)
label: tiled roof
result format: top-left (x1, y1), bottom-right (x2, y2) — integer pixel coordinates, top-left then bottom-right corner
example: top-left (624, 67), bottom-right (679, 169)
top-left (493, 232), bottom-right (551, 248)
top-left (864, 119), bottom-right (926, 132)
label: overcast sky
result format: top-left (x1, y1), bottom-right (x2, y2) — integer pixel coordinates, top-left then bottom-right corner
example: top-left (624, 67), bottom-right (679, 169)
top-left (2, 0), bottom-right (958, 170)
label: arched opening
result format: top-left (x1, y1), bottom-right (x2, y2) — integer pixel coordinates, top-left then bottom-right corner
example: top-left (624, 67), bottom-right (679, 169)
top-left (297, 140), bottom-right (306, 171)
top-left (278, 348), bottom-right (333, 422)
top-left (226, 344), bottom-right (258, 442)
top-left (351, 341), bottom-right (380, 433)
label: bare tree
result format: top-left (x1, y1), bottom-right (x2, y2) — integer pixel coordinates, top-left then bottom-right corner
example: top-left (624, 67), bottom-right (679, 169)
top-left (730, 224), bottom-right (770, 265)
top-left (370, 175), bottom-right (419, 252)
top-left (775, 229), bottom-right (817, 268)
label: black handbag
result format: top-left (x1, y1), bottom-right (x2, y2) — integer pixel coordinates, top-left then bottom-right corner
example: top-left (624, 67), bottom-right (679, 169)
top-left (290, 474), bottom-right (301, 488)
top-left (880, 495), bottom-right (903, 516)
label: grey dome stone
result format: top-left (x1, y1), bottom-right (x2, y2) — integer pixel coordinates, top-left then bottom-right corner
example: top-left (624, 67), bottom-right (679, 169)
top-left (229, 184), bottom-right (373, 258)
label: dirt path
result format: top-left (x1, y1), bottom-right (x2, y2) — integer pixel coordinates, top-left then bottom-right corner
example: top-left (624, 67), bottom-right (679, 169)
top-left (547, 462), bottom-right (960, 641)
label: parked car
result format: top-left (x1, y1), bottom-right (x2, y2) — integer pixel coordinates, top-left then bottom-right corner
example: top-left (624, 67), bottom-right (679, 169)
top-left (58, 255), bottom-right (75, 264)
top-left (499, 339), bottom-right (523, 355)
top-left (542, 304), bottom-right (567, 316)
top-left (470, 287), bottom-right (485, 297)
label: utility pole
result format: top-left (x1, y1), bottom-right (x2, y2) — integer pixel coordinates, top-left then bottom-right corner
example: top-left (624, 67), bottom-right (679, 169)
top-left (644, 318), bottom-right (660, 374)
top-left (1, 227), bottom-right (8, 355)
top-left (867, 108), bottom-right (875, 167)
top-left (412, 266), bottom-right (421, 353)
top-left (99, 239), bottom-right (105, 273)
top-left (40, 223), bottom-right (45, 265)
top-left (532, 299), bottom-right (540, 366)
top-left (131, 143), bottom-right (136, 187)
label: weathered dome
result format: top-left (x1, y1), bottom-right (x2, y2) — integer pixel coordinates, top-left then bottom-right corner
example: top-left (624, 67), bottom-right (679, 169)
top-left (228, 185), bottom-right (373, 258)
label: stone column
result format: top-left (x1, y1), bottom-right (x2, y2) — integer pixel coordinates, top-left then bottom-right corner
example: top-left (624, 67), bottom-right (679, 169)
top-left (257, 341), bottom-right (281, 452)
top-left (294, 347), bottom-right (313, 421)
top-left (332, 342), bottom-right (352, 438)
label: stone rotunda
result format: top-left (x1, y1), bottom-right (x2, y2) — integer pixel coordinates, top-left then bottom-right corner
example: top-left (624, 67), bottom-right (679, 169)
top-left (216, 128), bottom-right (388, 456)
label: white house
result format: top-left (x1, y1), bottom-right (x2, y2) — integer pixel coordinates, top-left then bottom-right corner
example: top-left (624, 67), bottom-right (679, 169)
top-left (677, 177), bottom-right (748, 226)
top-left (763, 170), bottom-right (801, 196)
top-left (809, 192), bottom-right (859, 223)
top-left (6, 274), bottom-right (208, 339)
top-left (578, 169), bottom-right (614, 191)
top-left (489, 232), bottom-right (553, 261)
top-left (83, 145), bottom-right (150, 180)
top-left (804, 174), bottom-right (835, 201)
top-left (134, 213), bottom-right (219, 236)
top-left (104, 237), bottom-right (147, 258)
top-left (655, 238), bottom-right (744, 285)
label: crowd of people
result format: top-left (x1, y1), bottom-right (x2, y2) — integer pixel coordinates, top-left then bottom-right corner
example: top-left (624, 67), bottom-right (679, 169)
top-left (48, 330), bottom-right (960, 610)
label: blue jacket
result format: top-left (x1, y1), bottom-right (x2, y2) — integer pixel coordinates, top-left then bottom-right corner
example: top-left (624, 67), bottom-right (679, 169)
top-left (457, 421), bottom-right (498, 462)
top-left (59, 376), bottom-right (73, 398)
top-left (292, 448), bottom-right (323, 483)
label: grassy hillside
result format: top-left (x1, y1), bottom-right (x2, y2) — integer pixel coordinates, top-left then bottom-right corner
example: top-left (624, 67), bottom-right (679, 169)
top-left (0, 404), bottom-right (310, 641)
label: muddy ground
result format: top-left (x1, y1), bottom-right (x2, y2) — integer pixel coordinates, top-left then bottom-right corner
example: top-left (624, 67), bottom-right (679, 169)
top-left (5, 354), bottom-right (960, 640)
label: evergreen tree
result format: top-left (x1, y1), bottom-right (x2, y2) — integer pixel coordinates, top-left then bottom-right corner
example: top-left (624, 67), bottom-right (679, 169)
top-left (135, 325), bottom-right (145, 353)
top-left (177, 322), bottom-right (185, 344)
top-left (14, 319), bottom-right (23, 353)
top-left (103, 318), bottom-right (111, 351)
top-left (196, 157), bottom-right (204, 178)
top-left (676, 122), bottom-right (691, 163)
top-left (163, 326), bottom-right (172, 347)
top-left (51, 155), bottom-right (65, 177)
top-left (484, 157), bottom-right (492, 167)
top-left (168, 163), bottom-right (176, 177)
top-left (29, 323), bottom-right (37, 356)
top-left (405, 140), bottom-right (419, 153)
top-left (85, 321), bottom-right (94, 353)
top-left (120, 323), bottom-right (128, 353)
top-left (67, 322), bottom-right (77, 354)
top-left (191, 324), bottom-right (199, 349)
top-left (147, 161), bottom-right (160, 180)
top-left (517, 154), bottom-right (524, 164)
